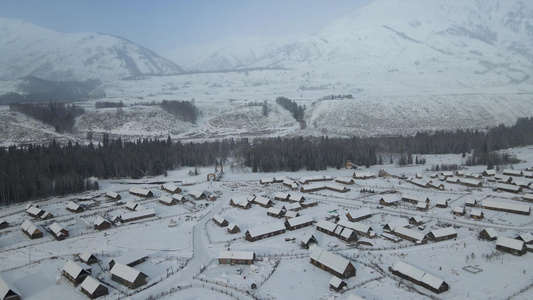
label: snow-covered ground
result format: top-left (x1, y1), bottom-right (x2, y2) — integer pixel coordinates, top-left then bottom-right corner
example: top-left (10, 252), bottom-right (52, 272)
top-left (1, 146), bottom-right (533, 299)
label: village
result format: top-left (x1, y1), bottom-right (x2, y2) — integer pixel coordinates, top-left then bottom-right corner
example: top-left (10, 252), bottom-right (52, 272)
top-left (1, 147), bottom-right (533, 300)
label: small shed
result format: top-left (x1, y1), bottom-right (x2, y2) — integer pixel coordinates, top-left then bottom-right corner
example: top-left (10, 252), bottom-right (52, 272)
top-left (284, 210), bottom-right (299, 220)
top-left (465, 198), bottom-right (478, 207)
top-left (110, 263), bottom-right (148, 289)
top-left (253, 196), bottom-right (274, 208)
top-left (300, 233), bottom-right (318, 249)
top-left (158, 196), bottom-right (177, 206)
top-left (49, 222), bottom-right (69, 240)
top-left (479, 228), bottom-right (498, 241)
top-left (452, 206), bottom-right (465, 216)
top-left (339, 228), bottom-right (358, 243)
top-left (161, 183), bottom-right (181, 194)
top-left (227, 223), bottom-right (240, 234)
top-left (516, 232), bottom-right (533, 245)
top-left (470, 209), bottom-right (484, 220)
top-left (62, 260), bottom-right (91, 286)
top-left (267, 207), bottom-right (284, 218)
top-left (94, 216), bottom-right (112, 230)
top-left (80, 276), bottom-right (109, 299)
top-left (105, 191), bottom-right (121, 200)
top-left (329, 276), bottom-right (347, 292)
top-left (40, 211), bottom-right (54, 220)
top-left (435, 198), bottom-right (448, 208)
top-left (26, 206), bottom-right (44, 218)
top-left (218, 251), bottom-right (255, 265)
top-left (409, 216), bottom-right (424, 226)
top-left (80, 252), bottom-right (98, 265)
top-left (21, 220), bottom-right (43, 239)
top-left (66, 201), bottom-right (84, 213)
top-left (379, 195), bottom-right (400, 206)
top-left (212, 214), bottom-right (229, 227)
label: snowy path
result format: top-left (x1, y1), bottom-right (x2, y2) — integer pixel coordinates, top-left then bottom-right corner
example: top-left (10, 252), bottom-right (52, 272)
top-left (131, 189), bottom-right (253, 299)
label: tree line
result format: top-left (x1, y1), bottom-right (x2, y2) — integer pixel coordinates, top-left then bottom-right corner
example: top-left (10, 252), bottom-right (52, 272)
top-left (9, 102), bottom-right (85, 133)
top-left (1, 117), bottom-right (533, 205)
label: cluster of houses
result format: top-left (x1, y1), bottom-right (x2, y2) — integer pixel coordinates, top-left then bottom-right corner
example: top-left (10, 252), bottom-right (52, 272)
top-left (25, 204), bottom-right (54, 220)
top-left (479, 228), bottom-right (533, 256)
top-left (60, 251), bottom-right (151, 298)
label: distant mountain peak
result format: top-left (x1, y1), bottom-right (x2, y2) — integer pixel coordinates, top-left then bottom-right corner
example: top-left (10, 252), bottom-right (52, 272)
top-left (0, 17), bottom-right (183, 82)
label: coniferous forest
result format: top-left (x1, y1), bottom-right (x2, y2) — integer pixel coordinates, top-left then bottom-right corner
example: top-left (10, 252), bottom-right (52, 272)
top-left (1, 117), bottom-right (533, 205)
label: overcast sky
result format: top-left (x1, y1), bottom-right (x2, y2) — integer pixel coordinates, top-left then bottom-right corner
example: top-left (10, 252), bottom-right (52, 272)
top-left (1, 0), bottom-right (370, 57)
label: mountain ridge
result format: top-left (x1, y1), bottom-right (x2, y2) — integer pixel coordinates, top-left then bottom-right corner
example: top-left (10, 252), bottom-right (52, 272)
top-left (0, 17), bottom-right (184, 82)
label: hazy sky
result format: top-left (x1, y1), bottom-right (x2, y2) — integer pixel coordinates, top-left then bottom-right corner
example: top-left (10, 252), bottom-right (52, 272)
top-left (0, 0), bottom-right (370, 55)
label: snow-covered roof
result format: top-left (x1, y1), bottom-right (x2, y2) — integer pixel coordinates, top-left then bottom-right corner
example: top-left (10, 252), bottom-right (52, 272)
top-left (470, 209), bottom-right (483, 217)
top-left (274, 192), bottom-right (290, 200)
top-left (347, 208), bottom-right (373, 220)
top-left (336, 176), bottom-right (354, 184)
top-left (227, 223), bottom-right (238, 231)
top-left (384, 219), bottom-right (409, 231)
top-left (353, 172), bottom-right (375, 179)
top-left (518, 232), bottom-right (533, 243)
top-left (391, 261), bottom-right (425, 282)
top-left (482, 200), bottom-right (530, 214)
top-left (436, 198), bottom-right (448, 205)
top-left (503, 169), bottom-right (523, 176)
top-left (189, 190), bottom-right (206, 199)
top-left (66, 201), bottom-right (81, 210)
top-left (416, 201), bottom-right (428, 209)
top-left (267, 207), bottom-right (283, 215)
top-left (316, 219), bottom-right (338, 232)
top-left (158, 196), bottom-right (174, 204)
top-left (394, 227), bottom-right (426, 241)
top-left (21, 219), bottom-right (40, 234)
top-left (482, 228), bottom-right (498, 239)
top-left (0, 276), bottom-right (20, 300)
top-left (421, 272), bottom-right (446, 290)
top-left (310, 247), bottom-right (353, 275)
top-left (410, 215), bottom-right (424, 223)
top-left (121, 208), bottom-right (155, 222)
top-left (496, 236), bottom-right (525, 251)
top-left (129, 187), bottom-right (151, 196)
top-left (324, 183), bottom-right (349, 192)
top-left (338, 219), bottom-right (371, 234)
top-left (162, 183), bottom-right (180, 192)
top-left (80, 252), bottom-right (96, 263)
top-left (285, 210), bottom-right (299, 218)
top-left (40, 211), bottom-right (53, 219)
top-left (49, 222), bottom-right (65, 235)
top-left (26, 206), bottom-right (43, 215)
top-left (106, 191), bottom-right (120, 199)
top-left (219, 251), bottom-right (254, 261)
top-left (380, 195), bottom-right (400, 204)
top-left (253, 196), bottom-right (272, 206)
top-left (300, 183), bottom-right (325, 192)
top-left (340, 228), bottom-right (355, 239)
top-left (430, 227), bottom-right (457, 238)
top-left (301, 232), bottom-right (317, 245)
top-left (460, 178), bottom-right (481, 186)
top-left (288, 193), bottom-right (305, 202)
top-left (125, 201), bottom-right (138, 210)
top-left (465, 198), bottom-right (477, 205)
top-left (402, 194), bottom-right (429, 203)
top-left (80, 276), bottom-right (105, 294)
top-left (453, 206), bottom-right (465, 213)
top-left (63, 260), bottom-right (88, 279)
top-left (246, 222), bottom-right (286, 238)
top-left (172, 194), bottom-right (184, 201)
top-left (110, 262), bottom-right (144, 283)
top-left (483, 169), bottom-right (496, 176)
top-left (286, 215), bottom-right (313, 227)
top-left (260, 178), bottom-right (274, 184)
top-left (283, 202), bottom-right (301, 210)
top-left (496, 183), bottom-right (522, 192)
top-left (410, 178), bottom-right (430, 187)
top-left (329, 275), bottom-right (345, 288)
top-left (213, 214), bottom-right (226, 224)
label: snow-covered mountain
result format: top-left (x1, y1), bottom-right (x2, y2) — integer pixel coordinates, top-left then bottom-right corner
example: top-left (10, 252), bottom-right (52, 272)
top-left (0, 18), bottom-right (183, 82)
top-left (171, 36), bottom-right (282, 72)
top-left (251, 0), bottom-right (533, 89)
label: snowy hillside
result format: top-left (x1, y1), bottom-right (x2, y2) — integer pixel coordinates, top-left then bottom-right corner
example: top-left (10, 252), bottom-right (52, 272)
top-left (0, 18), bottom-right (183, 82)
top-left (252, 0), bottom-right (533, 90)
